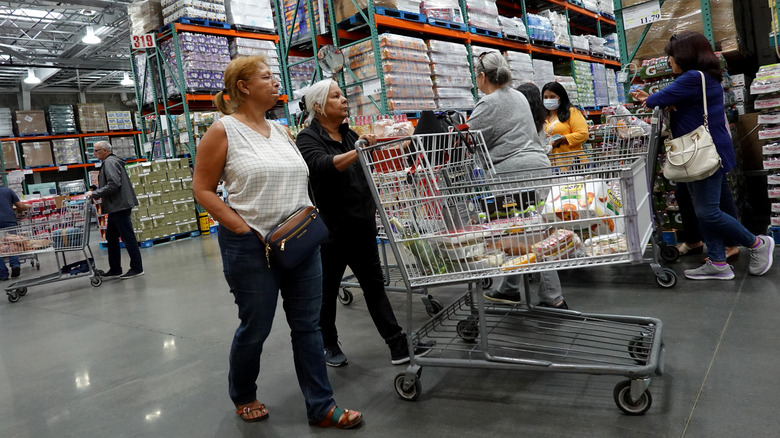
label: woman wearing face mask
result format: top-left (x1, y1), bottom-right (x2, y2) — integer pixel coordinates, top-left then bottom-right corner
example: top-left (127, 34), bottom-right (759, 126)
top-left (541, 82), bottom-right (589, 168)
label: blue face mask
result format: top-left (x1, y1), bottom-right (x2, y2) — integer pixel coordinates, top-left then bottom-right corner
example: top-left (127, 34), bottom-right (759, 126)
top-left (543, 98), bottom-right (560, 111)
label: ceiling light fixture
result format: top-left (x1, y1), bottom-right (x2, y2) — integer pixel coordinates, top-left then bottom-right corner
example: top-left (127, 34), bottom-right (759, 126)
top-left (120, 72), bottom-right (134, 87)
top-left (23, 69), bottom-right (41, 85)
top-left (82, 25), bottom-right (101, 45)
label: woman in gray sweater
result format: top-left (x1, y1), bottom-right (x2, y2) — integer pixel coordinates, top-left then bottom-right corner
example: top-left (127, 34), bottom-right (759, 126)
top-left (467, 52), bottom-right (567, 309)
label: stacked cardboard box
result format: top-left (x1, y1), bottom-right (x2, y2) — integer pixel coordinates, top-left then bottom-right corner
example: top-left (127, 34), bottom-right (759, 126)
top-left (111, 136), bottom-right (137, 159)
top-left (107, 111), bottom-right (134, 131)
top-left (51, 138), bottom-right (83, 164)
top-left (14, 110), bottom-right (48, 136)
top-left (45, 105), bottom-right (78, 134)
top-left (127, 159), bottom-right (198, 242)
top-left (162, 0), bottom-right (227, 25)
top-left (77, 104), bottom-right (108, 132)
top-left (226, 0), bottom-right (275, 30)
top-left (0, 108), bottom-right (13, 137)
top-left (20, 141), bottom-right (55, 167)
top-left (128, 0), bottom-right (163, 34)
top-left (1, 141), bottom-right (20, 169)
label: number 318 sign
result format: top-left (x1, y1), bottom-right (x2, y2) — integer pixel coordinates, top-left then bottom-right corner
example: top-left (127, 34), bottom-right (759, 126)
top-left (131, 34), bottom-right (156, 50)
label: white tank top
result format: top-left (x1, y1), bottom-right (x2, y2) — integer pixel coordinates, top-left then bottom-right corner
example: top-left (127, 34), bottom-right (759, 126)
top-left (220, 115), bottom-right (310, 236)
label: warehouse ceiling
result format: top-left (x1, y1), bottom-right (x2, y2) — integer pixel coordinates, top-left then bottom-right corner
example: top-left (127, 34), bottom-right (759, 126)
top-left (0, 0), bottom-right (136, 93)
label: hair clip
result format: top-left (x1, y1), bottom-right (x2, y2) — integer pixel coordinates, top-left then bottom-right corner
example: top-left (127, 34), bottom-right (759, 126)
top-left (299, 95), bottom-right (307, 112)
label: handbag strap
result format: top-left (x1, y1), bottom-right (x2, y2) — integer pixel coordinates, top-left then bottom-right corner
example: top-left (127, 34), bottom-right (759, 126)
top-left (697, 70), bottom-right (709, 128)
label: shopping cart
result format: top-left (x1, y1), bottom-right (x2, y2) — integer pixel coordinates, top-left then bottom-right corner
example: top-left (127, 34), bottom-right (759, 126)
top-left (2, 200), bottom-right (102, 303)
top-left (356, 130), bottom-right (665, 415)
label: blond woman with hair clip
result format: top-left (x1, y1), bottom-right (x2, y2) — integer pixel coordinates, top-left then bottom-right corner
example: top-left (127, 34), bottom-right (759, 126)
top-left (192, 55), bottom-right (362, 429)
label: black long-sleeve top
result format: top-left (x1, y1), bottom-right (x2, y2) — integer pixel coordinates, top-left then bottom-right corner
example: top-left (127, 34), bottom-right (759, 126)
top-left (295, 118), bottom-right (377, 238)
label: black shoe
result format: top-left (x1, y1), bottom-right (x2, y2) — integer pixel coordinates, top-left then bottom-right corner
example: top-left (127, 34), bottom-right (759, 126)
top-left (96, 269), bottom-right (122, 277)
top-left (0, 277), bottom-right (8, 281)
top-left (120, 269), bottom-right (144, 279)
top-left (483, 289), bottom-right (522, 305)
top-left (390, 336), bottom-right (435, 365)
top-left (537, 300), bottom-right (568, 310)
top-left (11, 267), bottom-right (20, 278)
top-left (324, 344), bottom-right (348, 367)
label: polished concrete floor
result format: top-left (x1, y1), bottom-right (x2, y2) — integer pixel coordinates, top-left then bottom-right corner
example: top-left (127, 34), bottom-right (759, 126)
top-left (0, 232), bottom-right (778, 438)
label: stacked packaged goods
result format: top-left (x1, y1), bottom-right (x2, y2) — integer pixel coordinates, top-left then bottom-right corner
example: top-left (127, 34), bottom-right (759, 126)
top-left (175, 111), bottom-right (220, 154)
top-left (20, 141), bottom-right (55, 167)
top-left (127, 159), bottom-right (198, 243)
top-left (134, 54), bottom-right (156, 106)
top-left (427, 40), bottom-right (474, 110)
top-left (598, 0), bottom-right (614, 17)
top-left (161, 0), bottom-right (227, 25)
top-left (229, 38), bottom-right (281, 79)
top-left (161, 32), bottom-right (230, 95)
top-left (752, 65), bottom-right (780, 228)
top-left (1, 141), bottom-right (20, 169)
top-left (605, 68), bottom-right (621, 105)
top-left (107, 111), bottom-right (134, 131)
top-left (76, 104), bottom-right (108, 133)
top-left (555, 76), bottom-right (579, 107)
top-left (421, 0), bottom-right (462, 24)
top-left (128, 0), bottom-right (163, 34)
top-left (604, 33), bottom-right (619, 58)
top-left (586, 35), bottom-right (606, 58)
top-left (526, 14), bottom-right (554, 43)
top-left (591, 63), bottom-right (609, 107)
top-left (284, 0), bottom-right (327, 45)
top-left (533, 59), bottom-right (555, 89)
top-left (465, 0), bottom-right (500, 34)
top-left (45, 105), bottom-right (78, 135)
top-left (14, 110), bottom-right (48, 136)
top-left (572, 60), bottom-right (596, 108)
top-left (505, 51), bottom-right (534, 88)
top-left (571, 35), bottom-right (589, 54)
top-left (225, 0), bottom-right (275, 30)
top-left (51, 139), bottom-right (83, 165)
top-left (0, 108), bottom-right (12, 137)
top-left (335, 0), bottom-right (421, 23)
top-left (582, 0), bottom-right (599, 12)
top-left (111, 137), bottom-right (138, 159)
top-left (289, 57), bottom-right (316, 99)
top-left (538, 10), bottom-right (570, 49)
top-left (58, 180), bottom-right (87, 195)
top-left (343, 34), bottom-right (434, 116)
top-left (498, 16), bottom-right (527, 41)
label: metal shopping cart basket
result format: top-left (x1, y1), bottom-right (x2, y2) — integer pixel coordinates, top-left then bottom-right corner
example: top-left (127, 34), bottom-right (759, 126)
top-left (2, 200), bottom-right (102, 303)
top-left (356, 129), bottom-right (665, 415)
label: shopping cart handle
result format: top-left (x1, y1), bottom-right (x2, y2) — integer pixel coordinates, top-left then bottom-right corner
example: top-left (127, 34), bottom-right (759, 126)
top-left (355, 139), bottom-right (368, 149)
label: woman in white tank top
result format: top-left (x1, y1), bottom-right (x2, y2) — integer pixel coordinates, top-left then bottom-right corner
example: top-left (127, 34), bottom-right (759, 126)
top-left (192, 56), bottom-right (362, 429)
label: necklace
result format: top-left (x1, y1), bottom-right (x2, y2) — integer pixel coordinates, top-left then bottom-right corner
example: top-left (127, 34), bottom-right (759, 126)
top-left (236, 114), bottom-right (270, 137)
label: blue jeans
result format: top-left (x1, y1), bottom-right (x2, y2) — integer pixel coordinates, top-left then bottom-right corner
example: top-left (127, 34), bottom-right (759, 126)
top-left (686, 173), bottom-right (756, 262)
top-left (218, 225), bottom-right (335, 422)
top-left (0, 221), bottom-right (19, 279)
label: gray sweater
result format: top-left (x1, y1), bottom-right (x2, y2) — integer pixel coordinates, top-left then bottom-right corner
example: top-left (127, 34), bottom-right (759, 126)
top-left (467, 86), bottom-right (550, 174)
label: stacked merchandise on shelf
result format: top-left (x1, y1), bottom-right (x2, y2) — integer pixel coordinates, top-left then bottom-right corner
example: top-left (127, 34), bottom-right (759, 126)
top-left (111, 137), bottom-right (138, 159)
top-left (20, 140), bottom-right (55, 167)
top-left (533, 59), bottom-right (555, 90)
top-left (605, 68), bottom-right (621, 105)
top-left (525, 13), bottom-right (554, 44)
top-left (421, 0), bottom-right (461, 24)
top-left (128, 0), bottom-right (163, 34)
top-left (45, 105), bottom-right (78, 134)
top-left (5, 171), bottom-right (24, 198)
top-left (161, 0), bottom-right (227, 25)
top-left (627, 57), bottom-right (676, 104)
top-left (598, 0), bottom-right (614, 17)
top-left (604, 33), bottom-right (619, 58)
top-left (161, 32), bottom-right (230, 96)
top-left (538, 10), bottom-right (570, 50)
top-left (465, 0), bottom-right (500, 34)
top-left (288, 56), bottom-right (316, 99)
top-left (175, 111), bottom-right (220, 154)
top-left (570, 35), bottom-right (589, 54)
top-left (730, 73), bottom-right (748, 115)
top-left (587, 35), bottom-right (606, 58)
top-left (126, 159), bottom-right (198, 244)
top-left (427, 40), bottom-right (474, 110)
top-left (0, 108), bottom-right (12, 137)
top-left (582, 0), bottom-right (599, 12)
top-left (230, 38), bottom-right (281, 79)
top-left (225, 0), bottom-right (275, 30)
top-left (497, 16), bottom-right (527, 41)
top-left (334, 0), bottom-right (417, 23)
top-left (343, 34), bottom-right (435, 116)
top-left (58, 180), bottom-right (87, 195)
top-left (134, 54), bottom-right (156, 106)
top-left (107, 111), bottom-right (134, 131)
top-left (1, 140), bottom-right (20, 169)
top-left (284, 0), bottom-right (328, 45)
top-left (751, 64), bottom-right (780, 230)
top-left (505, 51), bottom-right (534, 89)
top-left (76, 104), bottom-right (108, 133)
top-left (14, 110), bottom-right (48, 136)
top-left (573, 61), bottom-right (595, 108)
top-left (555, 76), bottom-right (579, 107)
top-left (591, 63), bottom-right (609, 107)
top-left (51, 139), bottom-right (83, 165)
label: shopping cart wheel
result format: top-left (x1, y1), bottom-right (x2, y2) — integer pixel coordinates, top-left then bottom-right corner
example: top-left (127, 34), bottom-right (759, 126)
top-left (34, 260), bottom-right (40, 270)
top-left (481, 278), bottom-right (493, 289)
top-left (338, 288), bottom-right (354, 305)
top-left (660, 244), bottom-right (679, 262)
top-left (18, 287), bottom-right (27, 296)
top-left (456, 318), bottom-right (479, 342)
top-left (90, 277), bottom-right (102, 287)
top-left (394, 373), bottom-right (421, 401)
top-left (613, 380), bottom-right (652, 415)
top-left (425, 299), bottom-right (443, 316)
top-left (7, 291), bottom-right (20, 303)
top-left (628, 334), bottom-right (650, 364)
top-left (655, 268), bottom-right (677, 288)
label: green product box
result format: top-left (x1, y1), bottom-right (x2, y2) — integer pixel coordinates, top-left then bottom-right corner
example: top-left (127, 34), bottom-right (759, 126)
top-left (150, 161), bottom-right (166, 172)
top-left (163, 203), bottom-right (176, 215)
top-left (178, 158), bottom-right (189, 168)
top-left (136, 194), bottom-right (150, 207)
top-left (148, 193), bottom-right (162, 205)
top-left (181, 179), bottom-right (193, 191)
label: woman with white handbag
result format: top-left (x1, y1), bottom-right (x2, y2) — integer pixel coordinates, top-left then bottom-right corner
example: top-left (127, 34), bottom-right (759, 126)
top-left (632, 31), bottom-right (774, 280)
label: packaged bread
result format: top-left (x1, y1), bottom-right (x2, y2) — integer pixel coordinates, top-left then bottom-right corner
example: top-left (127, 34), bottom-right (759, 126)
top-left (501, 253), bottom-right (536, 270)
top-left (532, 229), bottom-right (581, 261)
top-left (582, 233), bottom-right (628, 256)
top-left (486, 228), bottom-right (551, 256)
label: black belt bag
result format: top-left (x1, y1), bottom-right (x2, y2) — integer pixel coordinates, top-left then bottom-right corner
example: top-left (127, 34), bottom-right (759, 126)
top-left (262, 206), bottom-right (328, 269)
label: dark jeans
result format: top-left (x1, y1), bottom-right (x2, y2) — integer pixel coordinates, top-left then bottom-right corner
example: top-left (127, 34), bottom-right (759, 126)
top-left (218, 225), bottom-right (335, 422)
top-left (676, 177), bottom-right (739, 246)
top-left (0, 221), bottom-right (19, 279)
top-left (106, 208), bottom-right (143, 272)
top-left (686, 173), bottom-right (756, 262)
top-left (320, 233), bottom-right (404, 348)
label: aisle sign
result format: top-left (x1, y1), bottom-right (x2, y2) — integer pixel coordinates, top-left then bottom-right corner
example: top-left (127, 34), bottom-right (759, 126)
top-left (131, 34), bottom-right (156, 50)
top-left (622, 0), bottom-right (661, 30)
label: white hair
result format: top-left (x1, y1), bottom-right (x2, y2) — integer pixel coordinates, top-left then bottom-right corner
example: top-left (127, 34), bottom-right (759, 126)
top-left (94, 140), bottom-right (112, 152)
top-left (304, 79), bottom-right (338, 124)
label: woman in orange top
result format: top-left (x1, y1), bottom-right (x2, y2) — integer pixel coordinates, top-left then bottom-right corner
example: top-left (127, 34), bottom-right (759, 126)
top-left (542, 82), bottom-right (589, 168)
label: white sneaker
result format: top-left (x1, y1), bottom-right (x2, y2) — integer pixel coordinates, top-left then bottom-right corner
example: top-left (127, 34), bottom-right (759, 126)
top-left (749, 235), bottom-right (775, 276)
top-left (684, 261), bottom-right (735, 280)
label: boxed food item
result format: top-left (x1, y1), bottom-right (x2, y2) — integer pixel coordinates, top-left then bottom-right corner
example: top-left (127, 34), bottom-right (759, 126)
top-left (1, 141), bottom-right (20, 169)
top-left (20, 141), bottom-right (55, 167)
top-left (76, 104), bottom-right (108, 133)
top-left (532, 229), bottom-right (582, 261)
top-left (14, 110), bottom-right (48, 136)
top-left (106, 111), bottom-right (134, 131)
top-left (51, 138), bottom-right (83, 164)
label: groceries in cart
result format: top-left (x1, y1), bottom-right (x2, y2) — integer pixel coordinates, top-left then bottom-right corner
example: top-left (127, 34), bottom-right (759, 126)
top-left (0, 233), bottom-right (52, 256)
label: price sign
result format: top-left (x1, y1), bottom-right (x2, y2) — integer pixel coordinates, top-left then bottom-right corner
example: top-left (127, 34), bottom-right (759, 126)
top-left (58, 166), bottom-right (68, 172)
top-left (363, 79), bottom-right (382, 96)
top-left (622, 0), bottom-right (661, 30)
top-left (23, 169), bottom-right (33, 175)
top-left (131, 34), bottom-right (156, 50)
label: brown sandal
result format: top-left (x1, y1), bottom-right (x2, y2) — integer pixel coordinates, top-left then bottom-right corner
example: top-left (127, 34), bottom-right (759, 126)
top-left (235, 401), bottom-right (269, 422)
top-left (311, 405), bottom-right (362, 429)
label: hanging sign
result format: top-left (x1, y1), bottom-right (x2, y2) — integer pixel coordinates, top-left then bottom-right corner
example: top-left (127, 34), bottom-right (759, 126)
top-left (131, 34), bottom-right (156, 50)
top-left (622, 0), bottom-right (662, 30)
